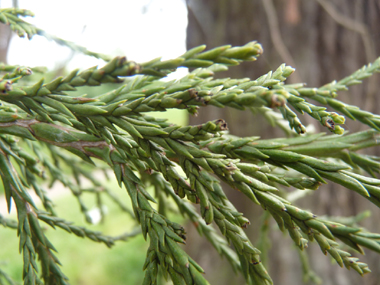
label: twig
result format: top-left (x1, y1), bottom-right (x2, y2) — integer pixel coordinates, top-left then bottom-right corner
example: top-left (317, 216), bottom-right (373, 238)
top-left (316, 0), bottom-right (377, 113)
top-left (316, 0), bottom-right (375, 64)
top-left (262, 0), bottom-right (301, 83)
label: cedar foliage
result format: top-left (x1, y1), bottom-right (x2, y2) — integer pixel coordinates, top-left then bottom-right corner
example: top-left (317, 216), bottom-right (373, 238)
top-left (1, 8), bottom-right (380, 285)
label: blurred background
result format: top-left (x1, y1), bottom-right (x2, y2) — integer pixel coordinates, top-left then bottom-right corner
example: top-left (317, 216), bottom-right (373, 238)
top-left (1, 0), bottom-right (380, 284)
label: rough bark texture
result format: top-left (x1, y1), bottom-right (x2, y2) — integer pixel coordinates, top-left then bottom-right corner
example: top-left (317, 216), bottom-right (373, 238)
top-left (186, 1), bottom-right (380, 284)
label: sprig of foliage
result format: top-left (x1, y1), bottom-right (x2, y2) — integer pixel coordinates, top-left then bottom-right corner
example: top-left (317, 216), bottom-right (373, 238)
top-left (1, 7), bottom-right (380, 285)
top-left (0, 8), bottom-right (35, 38)
top-left (0, 214), bottom-right (18, 229)
top-left (37, 211), bottom-right (141, 248)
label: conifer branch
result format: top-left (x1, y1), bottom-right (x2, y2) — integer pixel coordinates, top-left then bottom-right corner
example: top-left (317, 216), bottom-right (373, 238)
top-left (0, 106), bottom-right (377, 281)
top-left (0, 8), bottom-right (35, 38)
top-left (283, 57), bottom-right (380, 132)
top-left (0, 150), bottom-right (69, 284)
top-left (203, 133), bottom-right (380, 207)
top-left (0, 8), bottom-right (111, 61)
top-left (146, 159), bottom-right (271, 284)
top-left (119, 164), bottom-right (208, 285)
top-left (2, 6), bottom-right (379, 137)
top-left (146, 172), bottom-right (241, 273)
top-left (37, 211), bottom-right (140, 248)
top-left (0, 214), bottom-right (18, 229)
top-left (36, 29), bottom-right (113, 62)
top-left (0, 117), bottom-right (271, 284)
top-left (1, 60), bottom-right (345, 138)
top-left (249, 192), bottom-right (375, 275)
top-left (2, 10), bottom-right (380, 283)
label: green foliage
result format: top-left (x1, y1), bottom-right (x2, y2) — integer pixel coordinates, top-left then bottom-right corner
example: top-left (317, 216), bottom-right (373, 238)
top-left (1, 8), bottom-right (380, 285)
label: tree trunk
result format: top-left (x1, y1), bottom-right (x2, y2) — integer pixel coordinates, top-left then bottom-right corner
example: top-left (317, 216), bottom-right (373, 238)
top-left (186, 1), bottom-right (380, 284)
top-left (0, 23), bottom-right (12, 63)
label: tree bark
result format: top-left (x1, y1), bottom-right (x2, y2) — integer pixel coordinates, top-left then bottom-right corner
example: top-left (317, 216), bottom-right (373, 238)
top-left (0, 23), bottom-right (12, 63)
top-left (186, 1), bottom-right (380, 284)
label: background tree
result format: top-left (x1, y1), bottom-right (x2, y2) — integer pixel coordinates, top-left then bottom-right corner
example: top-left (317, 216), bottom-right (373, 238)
top-left (0, 4), bottom-right (380, 285)
top-left (186, 1), bottom-right (380, 284)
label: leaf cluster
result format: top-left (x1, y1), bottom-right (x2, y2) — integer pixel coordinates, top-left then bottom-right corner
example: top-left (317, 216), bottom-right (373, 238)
top-left (0, 8), bottom-right (380, 285)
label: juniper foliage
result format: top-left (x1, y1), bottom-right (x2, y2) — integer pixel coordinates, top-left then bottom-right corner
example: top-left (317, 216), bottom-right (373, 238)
top-left (1, 8), bottom-right (380, 285)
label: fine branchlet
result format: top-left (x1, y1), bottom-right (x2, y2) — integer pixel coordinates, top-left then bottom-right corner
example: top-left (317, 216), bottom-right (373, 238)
top-left (1, 7), bottom-right (380, 285)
